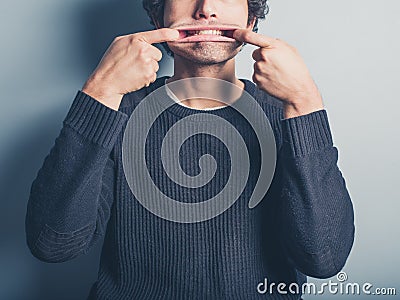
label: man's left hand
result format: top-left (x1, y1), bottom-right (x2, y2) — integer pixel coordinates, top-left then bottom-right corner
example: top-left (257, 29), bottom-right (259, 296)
top-left (233, 29), bottom-right (324, 118)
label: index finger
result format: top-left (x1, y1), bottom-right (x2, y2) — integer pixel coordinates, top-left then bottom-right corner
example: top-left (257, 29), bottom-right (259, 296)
top-left (233, 29), bottom-right (275, 48)
top-left (139, 28), bottom-right (180, 44)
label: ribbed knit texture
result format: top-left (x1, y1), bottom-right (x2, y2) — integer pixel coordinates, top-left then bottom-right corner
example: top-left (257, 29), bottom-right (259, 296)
top-left (25, 77), bottom-right (355, 299)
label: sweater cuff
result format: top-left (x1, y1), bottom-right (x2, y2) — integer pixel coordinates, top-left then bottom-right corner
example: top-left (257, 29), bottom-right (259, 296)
top-left (63, 90), bottom-right (128, 149)
top-left (282, 109), bottom-right (333, 157)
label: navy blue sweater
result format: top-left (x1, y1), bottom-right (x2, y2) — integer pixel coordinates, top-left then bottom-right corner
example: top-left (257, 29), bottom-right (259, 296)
top-left (25, 77), bottom-right (355, 299)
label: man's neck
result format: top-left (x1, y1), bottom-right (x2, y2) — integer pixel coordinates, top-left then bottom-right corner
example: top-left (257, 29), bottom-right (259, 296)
top-left (166, 55), bottom-right (244, 110)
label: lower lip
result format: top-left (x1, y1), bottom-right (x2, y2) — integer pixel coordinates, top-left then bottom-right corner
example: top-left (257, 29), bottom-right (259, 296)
top-left (175, 34), bottom-right (236, 43)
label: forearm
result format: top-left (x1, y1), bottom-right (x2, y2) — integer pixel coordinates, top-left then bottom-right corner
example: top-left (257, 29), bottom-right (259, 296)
top-left (25, 91), bottom-right (127, 262)
top-left (278, 110), bottom-right (355, 278)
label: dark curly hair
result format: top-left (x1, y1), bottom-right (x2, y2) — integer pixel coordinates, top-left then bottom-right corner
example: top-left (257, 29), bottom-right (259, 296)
top-left (142, 0), bottom-right (269, 55)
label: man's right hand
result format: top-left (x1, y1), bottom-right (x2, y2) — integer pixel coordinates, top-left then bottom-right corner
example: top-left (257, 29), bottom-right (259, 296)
top-left (82, 28), bottom-right (179, 110)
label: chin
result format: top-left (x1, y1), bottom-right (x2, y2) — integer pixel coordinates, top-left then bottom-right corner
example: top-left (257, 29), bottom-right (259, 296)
top-left (168, 41), bottom-right (242, 65)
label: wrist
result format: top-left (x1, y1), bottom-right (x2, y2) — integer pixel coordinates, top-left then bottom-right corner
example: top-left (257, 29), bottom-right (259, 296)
top-left (284, 93), bottom-right (324, 119)
top-left (82, 78), bottom-right (123, 111)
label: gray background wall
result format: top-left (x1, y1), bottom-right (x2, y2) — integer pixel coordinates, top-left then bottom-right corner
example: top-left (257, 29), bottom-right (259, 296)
top-left (0, 0), bottom-right (398, 299)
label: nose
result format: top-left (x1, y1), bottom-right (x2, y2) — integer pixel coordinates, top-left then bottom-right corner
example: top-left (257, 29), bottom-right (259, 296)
top-left (194, 0), bottom-right (217, 20)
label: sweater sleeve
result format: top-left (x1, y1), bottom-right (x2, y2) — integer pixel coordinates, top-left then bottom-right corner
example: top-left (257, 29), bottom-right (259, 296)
top-left (275, 109), bottom-right (355, 279)
top-left (25, 91), bottom-right (128, 263)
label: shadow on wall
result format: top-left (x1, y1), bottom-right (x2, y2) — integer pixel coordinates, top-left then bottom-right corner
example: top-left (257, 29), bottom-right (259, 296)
top-left (0, 110), bottom-right (103, 300)
top-left (78, 0), bottom-right (158, 73)
top-left (0, 1), bottom-right (166, 300)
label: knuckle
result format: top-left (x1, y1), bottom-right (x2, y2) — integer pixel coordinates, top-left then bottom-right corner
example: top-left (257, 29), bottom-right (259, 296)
top-left (253, 61), bottom-right (260, 72)
top-left (252, 49), bottom-right (259, 60)
top-left (252, 72), bottom-right (264, 85)
top-left (130, 36), bottom-right (141, 46)
top-left (129, 34), bottom-right (139, 43)
top-left (252, 73), bottom-right (259, 84)
top-left (137, 45), bottom-right (148, 58)
top-left (131, 32), bottom-right (141, 41)
top-left (153, 61), bottom-right (160, 72)
top-left (254, 61), bottom-right (264, 73)
top-left (145, 70), bottom-right (155, 80)
top-left (260, 49), bottom-right (269, 60)
top-left (144, 73), bottom-right (157, 87)
top-left (155, 49), bottom-right (163, 61)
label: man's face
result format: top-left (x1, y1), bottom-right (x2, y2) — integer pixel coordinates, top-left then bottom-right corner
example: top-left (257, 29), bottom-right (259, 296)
top-left (163, 0), bottom-right (254, 64)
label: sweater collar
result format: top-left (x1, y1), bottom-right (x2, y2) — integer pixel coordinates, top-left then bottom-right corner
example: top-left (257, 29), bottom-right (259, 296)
top-left (147, 76), bottom-right (257, 121)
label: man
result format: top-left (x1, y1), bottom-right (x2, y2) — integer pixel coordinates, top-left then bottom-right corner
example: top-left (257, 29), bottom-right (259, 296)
top-left (25, 0), bottom-right (355, 299)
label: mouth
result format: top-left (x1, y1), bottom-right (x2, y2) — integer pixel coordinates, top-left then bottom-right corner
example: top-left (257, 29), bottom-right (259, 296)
top-left (174, 27), bottom-right (237, 43)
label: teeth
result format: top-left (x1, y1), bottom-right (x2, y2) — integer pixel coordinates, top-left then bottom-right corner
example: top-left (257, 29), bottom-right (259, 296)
top-left (187, 30), bottom-right (223, 36)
